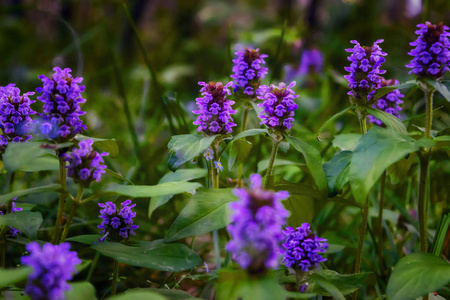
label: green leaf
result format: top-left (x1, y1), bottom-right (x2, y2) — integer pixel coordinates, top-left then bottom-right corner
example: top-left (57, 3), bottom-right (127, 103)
top-left (92, 240), bottom-right (201, 272)
top-left (323, 151), bottom-right (352, 193)
top-left (149, 169), bottom-right (207, 218)
top-left (104, 182), bottom-right (201, 198)
top-left (3, 142), bottom-right (56, 172)
top-left (105, 168), bottom-right (134, 185)
top-left (21, 155), bottom-right (59, 172)
top-left (66, 234), bottom-right (102, 245)
top-left (109, 290), bottom-right (168, 300)
top-left (332, 134), bottom-right (361, 151)
top-left (232, 128), bottom-right (268, 141)
top-left (164, 189), bottom-right (237, 242)
top-left (366, 108), bottom-right (408, 134)
top-left (387, 153), bottom-right (416, 184)
top-left (76, 134), bottom-right (119, 158)
top-left (167, 134), bottom-right (218, 171)
top-left (283, 195), bottom-right (314, 227)
top-left (0, 267), bottom-right (31, 288)
top-left (66, 281), bottom-right (97, 300)
top-left (129, 288), bottom-right (200, 299)
top-left (432, 211), bottom-right (450, 256)
top-left (310, 273), bottom-right (345, 300)
top-left (373, 80), bottom-right (417, 101)
top-left (228, 139), bottom-right (252, 170)
top-left (424, 78), bottom-right (450, 102)
top-left (316, 106), bottom-right (352, 140)
top-left (310, 270), bottom-right (370, 296)
top-left (285, 136), bottom-right (328, 195)
top-left (257, 158), bottom-right (300, 173)
top-left (349, 127), bottom-right (425, 203)
top-left (0, 184), bottom-right (61, 205)
top-left (386, 253), bottom-right (450, 300)
top-left (0, 211), bottom-right (43, 239)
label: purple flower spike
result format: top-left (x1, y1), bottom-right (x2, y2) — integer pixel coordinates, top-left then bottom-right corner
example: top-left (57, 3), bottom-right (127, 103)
top-left (406, 22), bottom-right (450, 79)
top-left (20, 242), bottom-right (81, 300)
top-left (226, 173), bottom-right (290, 273)
top-left (281, 224), bottom-right (328, 272)
top-left (344, 39), bottom-right (387, 104)
top-left (368, 78), bottom-right (404, 126)
top-left (98, 199), bottom-right (139, 242)
top-left (36, 67), bottom-right (87, 142)
top-left (0, 197), bottom-right (23, 237)
top-left (0, 84), bottom-right (35, 155)
top-left (63, 139), bottom-right (108, 187)
top-left (298, 48), bottom-right (324, 75)
top-left (193, 81), bottom-right (237, 135)
top-left (257, 81), bottom-right (299, 133)
top-left (231, 48), bottom-right (269, 97)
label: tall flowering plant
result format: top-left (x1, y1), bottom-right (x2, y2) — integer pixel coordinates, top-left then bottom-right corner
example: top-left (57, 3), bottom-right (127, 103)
top-left (231, 48), bottom-right (268, 98)
top-left (98, 199), bottom-right (139, 242)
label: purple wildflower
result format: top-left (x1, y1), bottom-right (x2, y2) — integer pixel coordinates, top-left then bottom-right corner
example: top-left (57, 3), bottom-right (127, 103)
top-left (344, 40), bottom-right (387, 104)
top-left (406, 22), bottom-right (450, 79)
top-left (98, 199), bottom-right (139, 242)
top-left (193, 81), bottom-right (237, 135)
top-left (20, 242), bottom-right (81, 300)
top-left (63, 139), bottom-right (108, 187)
top-left (368, 78), bottom-right (404, 126)
top-left (231, 48), bottom-right (269, 97)
top-left (214, 160), bottom-right (223, 171)
top-left (281, 224), bottom-right (328, 272)
top-left (298, 48), bottom-right (324, 75)
top-left (204, 148), bottom-right (214, 161)
top-left (226, 174), bottom-right (289, 273)
top-left (0, 84), bottom-right (35, 155)
top-left (257, 81), bottom-right (299, 132)
top-left (0, 197), bottom-right (23, 237)
top-left (36, 67), bottom-right (87, 142)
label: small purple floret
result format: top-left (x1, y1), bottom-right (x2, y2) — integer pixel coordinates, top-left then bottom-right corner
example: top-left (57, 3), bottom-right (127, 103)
top-left (368, 78), bottom-right (404, 126)
top-left (98, 199), bottom-right (139, 242)
top-left (231, 48), bottom-right (268, 97)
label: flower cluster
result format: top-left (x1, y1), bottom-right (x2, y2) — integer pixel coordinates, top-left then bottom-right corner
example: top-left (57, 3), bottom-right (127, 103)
top-left (193, 81), bottom-right (237, 135)
top-left (63, 139), bottom-right (108, 187)
top-left (98, 199), bottom-right (139, 242)
top-left (0, 197), bottom-right (22, 237)
top-left (231, 48), bottom-right (269, 97)
top-left (0, 84), bottom-right (35, 155)
top-left (368, 78), bottom-right (404, 125)
top-left (226, 174), bottom-right (289, 273)
top-left (281, 224), bottom-right (328, 272)
top-left (20, 242), bottom-right (81, 300)
top-left (406, 22), bottom-right (450, 79)
top-left (298, 48), bottom-right (323, 75)
top-left (36, 67), bottom-right (87, 142)
top-left (257, 81), bottom-right (299, 132)
top-left (344, 39), bottom-right (386, 103)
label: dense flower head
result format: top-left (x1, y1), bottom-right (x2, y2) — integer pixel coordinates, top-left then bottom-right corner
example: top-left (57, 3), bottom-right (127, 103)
top-left (226, 174), bottom-right (290, 273)
top-left (281, 224), bottom-right (328, 272)
top-left (0, 84), bottom-right (35, 155)
top-left (20, 242), bottom-right (81, 300)
top-left (193, 81), bottom-right (237, 135)
top-left (368, 78), bottom-right (404, 125)
top-left (257, 81), bottom-right (299, 132)
top-left (298, 48), bottom-right (323, 75)
top-left (63, 139), bottom-right (108, 187)
top-left (0, 197), bottom-right (22, 237)
top-left (406, 22), bottom-right (450, 79)
top-left (36, 67), bottom-right (87, 142)
top-left (231, 48), bottom-right (269, 97)
top-left (98, 199), bottom-right (139, 242)
top-left (344, 39), bottom-right (386, 103)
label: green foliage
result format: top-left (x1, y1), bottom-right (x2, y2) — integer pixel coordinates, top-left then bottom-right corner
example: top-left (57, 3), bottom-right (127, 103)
top-left (66, 282), bottom-right (97, 300)
top-left (0, 267), bottom-right (31, 288)
top-left (0, 211), bottom-right (43, 239)
top-left (0, 184), bottom-right (61, 205)
top-left (323, 150), bottom-right (352, 193)
top-left (310, 270), bottom-right (370, 297)
top-left (104, 182), bottom-right (202, 199)
top-left (76, 135), bottom-right (120, 158)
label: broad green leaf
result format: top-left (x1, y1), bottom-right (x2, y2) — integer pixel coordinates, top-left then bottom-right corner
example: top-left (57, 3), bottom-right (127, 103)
top-left (164, 189), bottom-right (237, 242)
top-left (228, 139), bottom-right (252, 170)
top-left (310, 274), bottom-right (345, 300)
top-left (332, 134), bottom-right (361, 151)
top-left (21, 155), bottom-right (59, 172)
top-left (0, 211), bottom-right (43, 239)
top-left (257, 158), bottom-right (300, 173)
top-left (285, 136), bottom-right (328, 195)
top-left (93, 240), bottom-right (201, 272)
top-left (386, 253), bottom-right (450, 300)
top-left (316, 106), bottom-right (352, 140)
top-left (387, 153), bottom-right (416, 184)
top-left (0, 266), bottom-right (31, 288)
top-left (109, 290), bottom-right (167, 300)
top-left (323, 151), bottom-right (352, 193)
top-left (129, 288), bottom-right (200, 299)
top-left (232, 128), bottom-right (268, 141)
top-left (149, 169), bottom-right (207, 218)
top-left (104, 182), bottom-right (201, 198)
top-left (349, 127), bottom-right (427, 203)
top-left (326, 244), bottom-right (345, 254)
top-left (67, 234), bottom-right (102, 245)
top-left (432, 211), bottom-right (450, 256)
top-left (310, 270), bottom-right (369, 297)
top-left (373, 80), bottom-right (417, 101)
top-left (283, 195), bottom-right (314, 227)
top-left (366, 108), bottom-right (408, 134)
top-left (66, 281), bottom-right (96, 300)
top-left (75, 260), bottom-right (92, 273)
top-left (3, 142), bottom-right (55, 172)
top-left (76, 134), bottom-right (119, 158)
top-left (424, 78), bottom-right (450, 102)
top-left (167, 134), bottom-right (218, 171)
top-left (434, 135), bottom-right (450, 149)
top-left (0, 184), bottom-right (61, 205)
top-left (105, 168), bottom-right (134, 185)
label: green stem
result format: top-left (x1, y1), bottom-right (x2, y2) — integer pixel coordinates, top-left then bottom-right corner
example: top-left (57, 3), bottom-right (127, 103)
top-left (111, 260), bottom-right (120, 296)
top-left (51, 157), bottom-right (67, 244)
top-left (60, 186), bottom-right (83, 243)
top-left (264, 138), bottom-right (281, 189)
top-left (241, 105), bottom-right (249, 133)
top-left (377, 171), bottom-right (386, 278)
top-left (211, 143), bottom-right (221, 269)
top-left (0, 172), bottom-right (16, 268)
top-left (418, 154), bottom-right (429, 253)
top-left (424, 89), bottom-right (434, 139)
top-left (86, 251), bottom-right (100, 281)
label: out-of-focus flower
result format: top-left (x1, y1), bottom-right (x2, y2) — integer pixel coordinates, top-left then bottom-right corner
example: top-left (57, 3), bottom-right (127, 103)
top-left (204, 148), bottom-right (214, 161)
top-left (98, 199), bottom-right (139, 242)
top-left (368, 78), bottom-right (404, 125)
top-left (0, 197), bottom-right (22, 237)
top-left (20, 242), bottom-right (81, 300)
top-left (226, 174), bottom-right (289, 273)
top-left (231, 48), bottom-right (268, 97)
top-left (298, 48), bottom-right (323, 75)
top-left (193, 82), bottom-right (237, 135)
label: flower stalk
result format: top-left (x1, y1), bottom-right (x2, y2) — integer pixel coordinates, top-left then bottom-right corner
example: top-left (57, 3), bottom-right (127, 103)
top-left (60, 185), bottom-right (83, 243)
top-left (51, 157), bottom-right (67, 244)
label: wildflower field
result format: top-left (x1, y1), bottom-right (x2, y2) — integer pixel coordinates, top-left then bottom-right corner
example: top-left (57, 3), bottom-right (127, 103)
top-left (1, 1), bottom-right (450, 299)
